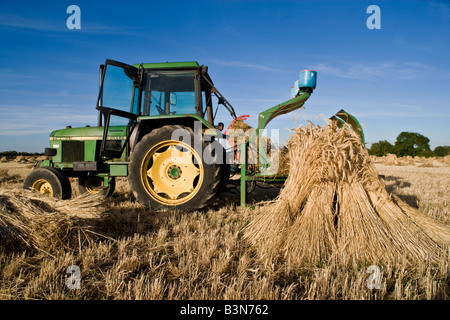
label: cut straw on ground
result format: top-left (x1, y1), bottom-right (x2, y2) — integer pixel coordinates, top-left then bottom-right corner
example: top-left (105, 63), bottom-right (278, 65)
top-left (0, 190), bottom-right (106, 253)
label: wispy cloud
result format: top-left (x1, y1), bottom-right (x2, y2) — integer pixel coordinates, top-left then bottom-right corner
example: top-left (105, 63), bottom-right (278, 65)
top-left (213, 59), bottom-right (286, 72)
top-left (429, 1), bottom-right (450, 21)
top-left (312, 61), bottom-right (439, 81)
top-left (306, 96), bottom-right (449, 120)
top-left (389, 103), bottom-right (422, 112)
top-left (0, 13), bottom-right (60, 31)
top-left (0, 13), bottom-right (143, 35)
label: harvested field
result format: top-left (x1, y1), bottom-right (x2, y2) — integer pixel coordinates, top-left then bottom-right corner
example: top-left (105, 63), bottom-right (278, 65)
top-left (371, 154), bottom-right (449, 167)
top-left (0, 145), bottom-right (449, 299)
top-left (375, 164), bottom-right (450, 224)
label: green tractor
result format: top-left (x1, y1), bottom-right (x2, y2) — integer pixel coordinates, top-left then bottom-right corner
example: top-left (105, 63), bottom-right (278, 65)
top-left (23, 59), bottom-right (364, 210)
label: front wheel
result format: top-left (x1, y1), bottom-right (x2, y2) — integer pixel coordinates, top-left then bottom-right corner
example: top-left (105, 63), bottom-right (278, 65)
top-left (23, 167), bottom-right (72, 199)
top-left (128, 125), bottom-right (222, 211)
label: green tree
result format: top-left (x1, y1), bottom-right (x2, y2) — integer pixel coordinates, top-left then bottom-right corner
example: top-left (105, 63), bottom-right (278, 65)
top-left (433, 146), bottom-right (450, 157)
top-left (369, 140), bottom-right (394, 156)
top-left (420, 150), bottom-right (435, 158)
top-left (394, 132), bottom-right (431, 157)
top-left (0, 151), bottom-right (18, 156)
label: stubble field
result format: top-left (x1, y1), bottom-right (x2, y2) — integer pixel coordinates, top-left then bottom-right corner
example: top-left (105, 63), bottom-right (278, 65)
top-left (0, 157), bottom-right (448, 300)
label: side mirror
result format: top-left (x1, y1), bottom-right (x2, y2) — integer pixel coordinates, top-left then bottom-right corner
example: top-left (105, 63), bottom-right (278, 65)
top-left (170, 92), bottom-right (177, 106)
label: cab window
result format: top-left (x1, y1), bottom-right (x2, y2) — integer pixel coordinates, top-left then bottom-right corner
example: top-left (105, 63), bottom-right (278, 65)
top-left (143, 71), bottom-right (198, 116)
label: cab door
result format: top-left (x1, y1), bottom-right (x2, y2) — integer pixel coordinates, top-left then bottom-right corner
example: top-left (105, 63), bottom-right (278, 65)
top-left (96, 59), bottom-right (142, 159)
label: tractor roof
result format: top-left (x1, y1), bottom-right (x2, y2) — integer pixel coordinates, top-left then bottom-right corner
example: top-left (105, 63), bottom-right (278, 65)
top-left (133, 61), bottom-right (200, 69)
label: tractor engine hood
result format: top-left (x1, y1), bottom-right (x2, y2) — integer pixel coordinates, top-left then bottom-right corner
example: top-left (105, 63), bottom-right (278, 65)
top-left (49, 126), bottom-right (127, 140)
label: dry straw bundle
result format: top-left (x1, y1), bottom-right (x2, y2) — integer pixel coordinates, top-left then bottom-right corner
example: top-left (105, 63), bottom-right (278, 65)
top-left (442, 155), bottom-right (450, 167)
top-left (0, 189), bottom-right (105, 253)
top-left (0, 169), bottom-right (22, 185)
top-left (383, 153), bottom-right (401, 166)
top-left (244, 121), bottom-right (450, 268)
top-left (418, 158), bottom-right (435, 168)
top-left (14, 155), bottom-right (24, 163)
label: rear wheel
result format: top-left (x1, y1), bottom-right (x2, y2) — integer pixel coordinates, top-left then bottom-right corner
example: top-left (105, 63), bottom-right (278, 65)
top-left (78, 175), bottom-right (115, 197)
top-left (128, 125), bottom-right (222, 211)
top-left (23, 167), bottom-right (72, 199)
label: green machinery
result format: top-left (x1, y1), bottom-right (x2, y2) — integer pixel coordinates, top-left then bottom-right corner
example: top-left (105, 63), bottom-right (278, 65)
top-left (23, 59), bottom-right (364, 210)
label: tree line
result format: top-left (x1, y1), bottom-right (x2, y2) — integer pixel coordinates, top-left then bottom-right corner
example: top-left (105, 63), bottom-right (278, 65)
top-left (369, 132), bottom-right (450, 157)
top-left (0, 151), bottom-right (44, 157)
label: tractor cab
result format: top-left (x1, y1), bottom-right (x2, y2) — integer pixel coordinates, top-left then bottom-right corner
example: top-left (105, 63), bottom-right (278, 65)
top-left (96, 59), bottom-right (236, 159)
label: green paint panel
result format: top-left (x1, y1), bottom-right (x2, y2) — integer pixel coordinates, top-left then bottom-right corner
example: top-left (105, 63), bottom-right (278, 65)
top-left (110, 164), bottom-right (128, 177)
top-left (49, 140), bottom-right (62, 163)
top-left (84, 140), bottom-right (97, 161)
top-left (50, 126), bottom-right (127, 138)
top-left (133, 61), bottom-right (200, 69)
top-left (39, 160), bottom-right (52, 168)
top-left (257, 92), bottom-right (311, 130)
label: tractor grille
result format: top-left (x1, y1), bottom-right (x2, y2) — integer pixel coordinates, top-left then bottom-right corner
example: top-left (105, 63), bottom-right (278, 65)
top-left (62, 141), bottom-right (85, 162)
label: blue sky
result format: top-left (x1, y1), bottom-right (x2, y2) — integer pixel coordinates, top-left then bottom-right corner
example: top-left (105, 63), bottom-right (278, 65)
top-left (0, 0), bottom-right (449, 152)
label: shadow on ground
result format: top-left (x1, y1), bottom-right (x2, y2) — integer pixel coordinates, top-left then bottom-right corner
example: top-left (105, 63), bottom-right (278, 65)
top-left (382, 175), bottom-right (419, 209)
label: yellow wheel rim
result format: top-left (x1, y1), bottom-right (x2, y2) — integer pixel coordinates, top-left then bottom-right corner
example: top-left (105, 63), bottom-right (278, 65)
top-left (83, 176), bottom-right (104, 194)
top-left (140, 140), bottom-right (203, 206)
top-left (32, 179), bottom-right (53, 197)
